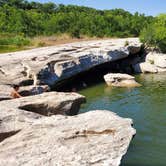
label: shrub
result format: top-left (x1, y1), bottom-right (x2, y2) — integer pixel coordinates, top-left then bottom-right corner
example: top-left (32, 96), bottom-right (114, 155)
top-left (11, 36), bottom-right (30, 46)
top-left (0, 34), bottom-right (30, 47)
top-left (140, 14), bottom-right (166, 53)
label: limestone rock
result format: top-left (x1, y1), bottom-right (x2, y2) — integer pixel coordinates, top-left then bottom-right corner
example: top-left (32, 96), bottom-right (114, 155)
top-left (0, 92), bottom-right (85, 141)
top-left (19, 85), bottom-right (50, 96)
top-left (0, 85), bottom-right (12, 101)
top-left (0, 38), bottom-right (142, 88)
top-left (104, 73), bottom-right (141, 87)
top-left (146, 52), bottom-right (166, 68)
top-left (127, 42), bottom-right (142, 55)
top-left (156, 67), bottom-right (166, 72)
top-left (0, 110), bottom-right (136, 166)
top-left (145, 52), bottom-right (155, 62)
top-left (133, 62), bottom-right (158, 73)
top-left (0, 84), bottom-right (50, 101)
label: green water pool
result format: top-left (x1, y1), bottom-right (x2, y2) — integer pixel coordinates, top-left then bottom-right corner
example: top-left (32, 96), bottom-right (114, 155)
top-left (79, 73), bottom-right (166, 166)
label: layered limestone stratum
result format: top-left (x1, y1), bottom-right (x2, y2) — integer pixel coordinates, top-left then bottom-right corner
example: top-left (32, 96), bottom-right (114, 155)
top-left (0, 38), bottom-right (142, 98)
top-left (0, 38), bottom-right (165, 165)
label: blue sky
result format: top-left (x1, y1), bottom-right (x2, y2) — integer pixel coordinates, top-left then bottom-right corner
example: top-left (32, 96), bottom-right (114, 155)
top-left (34, 0), bottom-right (166, 16)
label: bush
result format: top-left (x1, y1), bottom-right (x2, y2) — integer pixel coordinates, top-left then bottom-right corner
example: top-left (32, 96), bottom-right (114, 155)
top-left (11, 36), bottom-right (30, 46)
top-left (0, 34), bottom-right (30, 46)
top-left (140, 14), bottom-right (166, 53)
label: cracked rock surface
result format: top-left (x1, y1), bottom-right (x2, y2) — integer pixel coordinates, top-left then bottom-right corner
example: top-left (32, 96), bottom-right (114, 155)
top-left (0, 110), bottom-right (135, 166)
top-left (0, 38), bottom-right (141, 88)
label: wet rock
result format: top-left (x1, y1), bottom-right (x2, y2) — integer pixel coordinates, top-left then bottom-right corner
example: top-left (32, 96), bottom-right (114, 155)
top-left (104, 73), bottom-right (141, 87)
top-left (0, 110), bottom-right (136, 166)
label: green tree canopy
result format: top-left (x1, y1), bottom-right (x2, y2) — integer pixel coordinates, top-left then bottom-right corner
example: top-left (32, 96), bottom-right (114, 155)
top-left (0, 0), bottom-right (154, 38)
top-left (140, 14), bottom-right (166, 53)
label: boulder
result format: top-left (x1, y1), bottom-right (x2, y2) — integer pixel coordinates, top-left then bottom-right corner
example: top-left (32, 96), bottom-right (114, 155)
top-left (155, 55), bottom-right (166, 68)
top-left (104, 73), bottom-right (141, 87)
top-left (133, 62), bottom-right (158, 73)
top-left (0, 110), bottom-right (136, 166)
top-left (0, 92), bottom-right (85, 141)
top-left (146, 52), bottom-right (166, 68)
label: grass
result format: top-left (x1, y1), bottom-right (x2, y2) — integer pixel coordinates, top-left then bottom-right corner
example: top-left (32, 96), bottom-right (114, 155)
top-left (0, 33), bottom-right (31, 53)
top-left (0, 33), bottom-right (119, 53)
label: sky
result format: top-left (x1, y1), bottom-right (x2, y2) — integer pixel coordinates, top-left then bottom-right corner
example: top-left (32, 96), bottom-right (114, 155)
top-left (35, 0), bottom-right (166, 16)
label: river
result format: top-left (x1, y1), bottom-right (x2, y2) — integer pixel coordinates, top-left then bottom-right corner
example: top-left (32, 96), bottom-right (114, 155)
top-left (79, 73), bottom-right (166, 166)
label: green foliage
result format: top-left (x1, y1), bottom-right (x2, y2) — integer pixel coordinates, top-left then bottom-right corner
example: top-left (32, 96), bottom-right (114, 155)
top-left (0, 0), bottom-right (154, 39)
top-left (140, 14), bottom-right (166, 53)
top-left (0, 34), bottom-right (30, 46)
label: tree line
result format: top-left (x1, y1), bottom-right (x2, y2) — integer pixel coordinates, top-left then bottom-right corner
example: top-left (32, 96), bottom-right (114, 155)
top-left (140, 14), bottom-right (166, 53)
top-left (0, 0), bottom-right (154, 37)
top-left (0, 0), bottom-right (165, 53)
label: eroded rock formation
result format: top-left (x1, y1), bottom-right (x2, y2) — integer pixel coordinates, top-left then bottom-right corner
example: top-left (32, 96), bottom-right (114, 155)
top-left (0, 39), bottom-right (139, 166)
top-left (0, 38), bottom-right (142, 90)
top-left (0, 92), bottom-right (85, 141)
top-left (0, 110), bottom-right (136, 166)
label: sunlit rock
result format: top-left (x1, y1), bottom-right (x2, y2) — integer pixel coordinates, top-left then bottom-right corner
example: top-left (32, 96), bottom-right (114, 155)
top-left (104, 73), bottom-right (141, 87)
top-left (0, 110), bottom-right (136, 166)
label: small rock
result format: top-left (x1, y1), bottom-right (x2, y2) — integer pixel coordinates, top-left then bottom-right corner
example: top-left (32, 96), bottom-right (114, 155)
top-left (104, 73), bottom-right (141, 87)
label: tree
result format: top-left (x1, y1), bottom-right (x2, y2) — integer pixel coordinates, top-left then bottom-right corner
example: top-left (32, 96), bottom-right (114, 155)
top-left (140, 14), bottom-right (166, 53)
top-left (0, 1), bottom-right (154, 39)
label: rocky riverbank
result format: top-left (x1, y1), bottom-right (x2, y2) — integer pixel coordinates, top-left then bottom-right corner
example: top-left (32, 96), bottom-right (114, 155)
top-left (0, 38), bottom-right (165, 165)
top-left (0, 38), bottom-right (165, 93)
top-left (0, 90), bottom-right (135, 165)
top-left (0, 38), bottom-right (142, 96)
top-left (0, 99), bottom-right (135, 166)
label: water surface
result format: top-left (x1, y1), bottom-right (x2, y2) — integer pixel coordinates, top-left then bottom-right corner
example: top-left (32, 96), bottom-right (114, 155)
top-left (79, 74), bottom-right (166, 166)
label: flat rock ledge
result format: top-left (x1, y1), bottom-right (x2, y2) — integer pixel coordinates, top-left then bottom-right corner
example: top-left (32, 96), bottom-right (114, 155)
top-left (0, 110), bottom-right (136, 166)
top-left (0, 92), bottom-right (85, 141)
top-left (0, 38), bottom-right (141, 89)
top-left (104, 73), bottom-right (141, 87)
